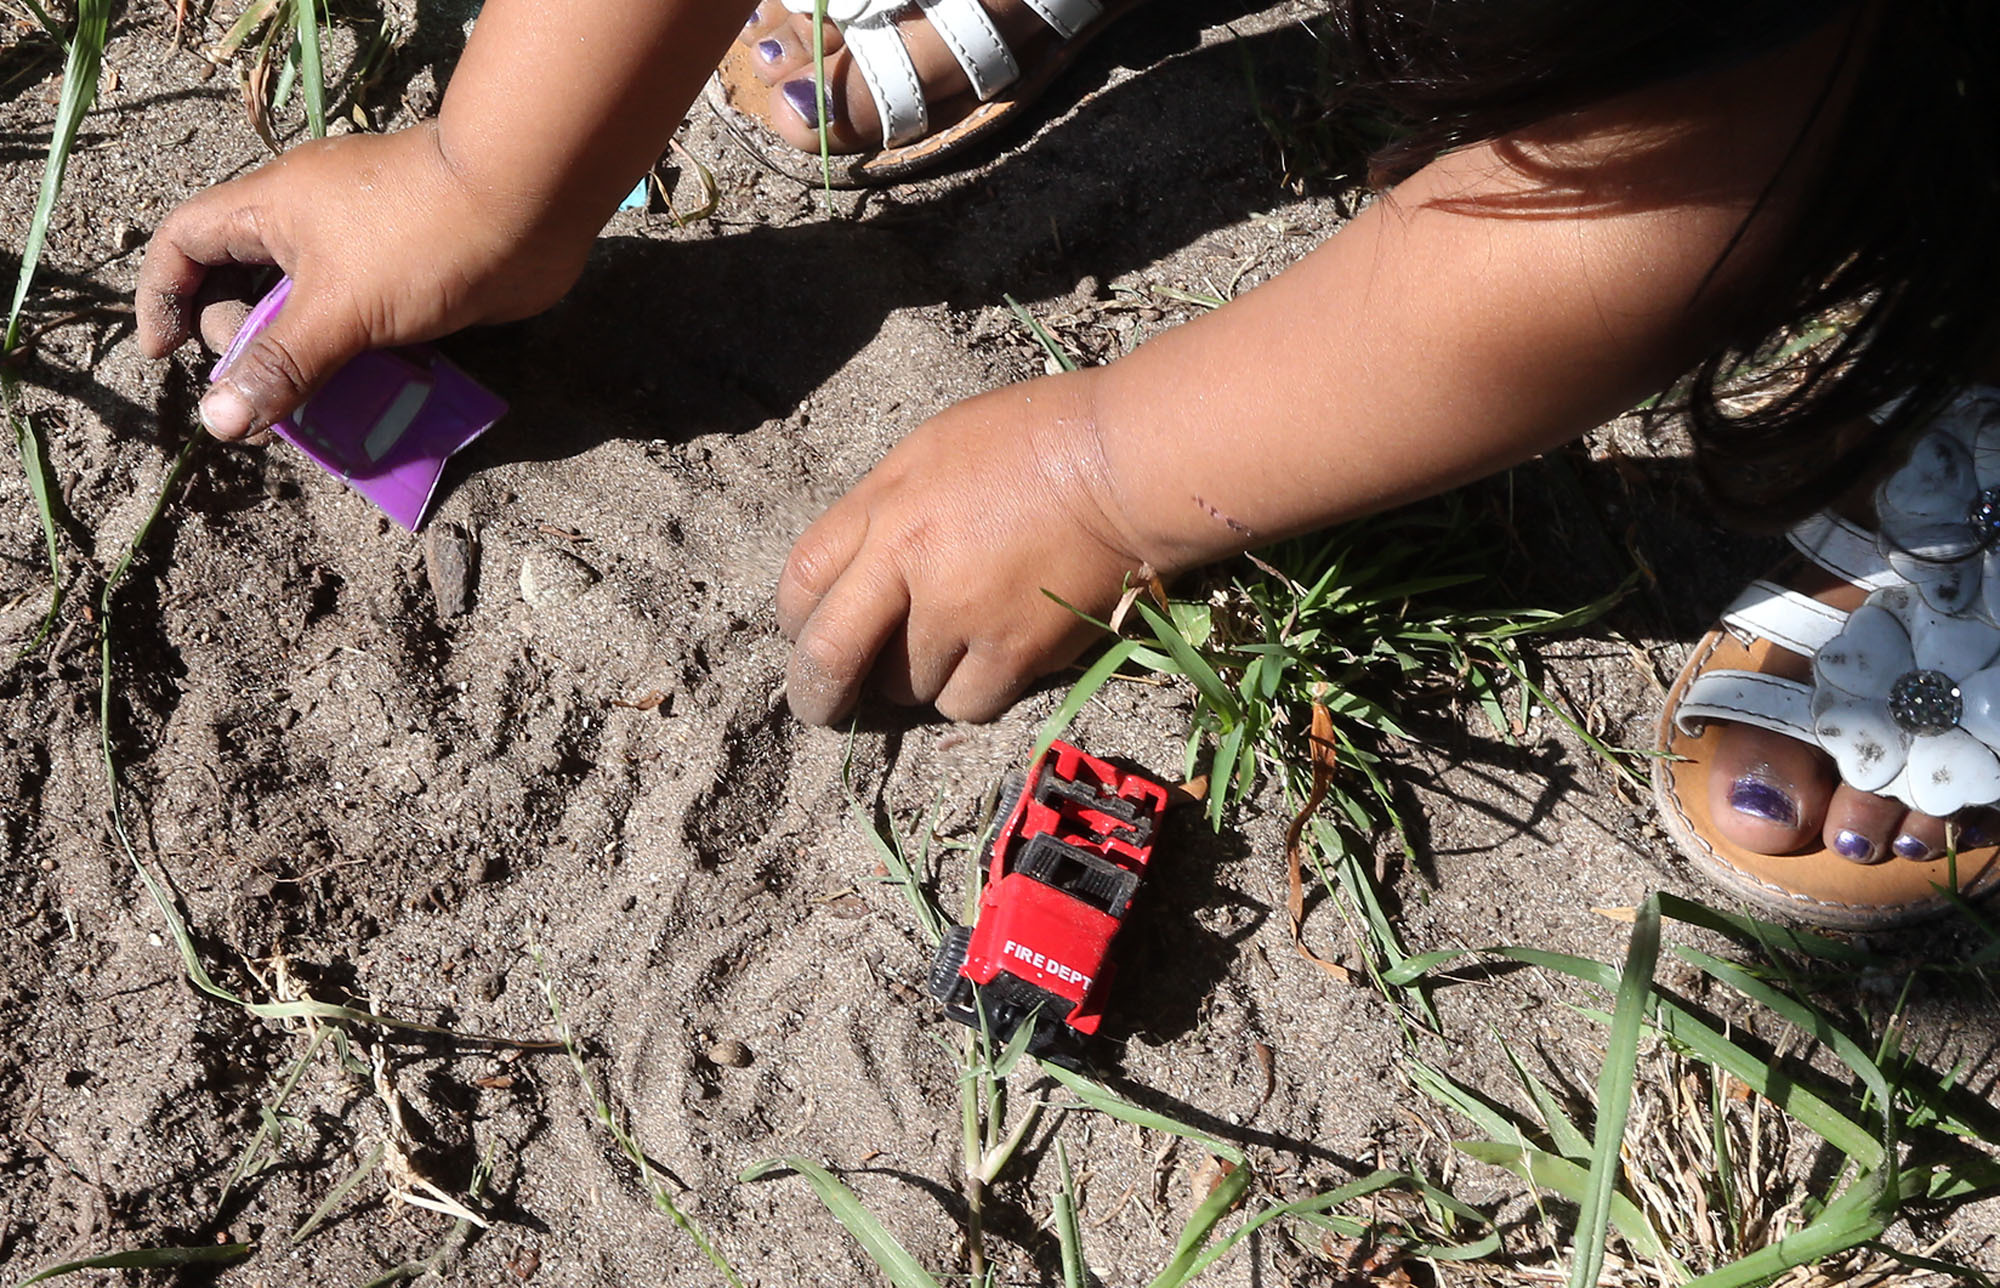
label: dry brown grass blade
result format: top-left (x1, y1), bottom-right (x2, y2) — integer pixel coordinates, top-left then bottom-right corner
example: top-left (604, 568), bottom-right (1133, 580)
top-left (1284, 702), bottom-right (1350, 982)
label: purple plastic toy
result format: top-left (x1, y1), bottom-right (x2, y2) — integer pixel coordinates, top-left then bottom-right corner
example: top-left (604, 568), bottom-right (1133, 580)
top-left (211, 278), bottom-right (507, 532)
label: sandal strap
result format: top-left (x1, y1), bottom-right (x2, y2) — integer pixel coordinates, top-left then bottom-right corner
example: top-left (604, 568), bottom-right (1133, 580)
top-left (1720, 578), bottom-right (1848, 657)
top-left (1788, 511), bottom-right (1898, 591)
top-left (781, 0), bottom-right (1107, 147)
top-left (917, 0), bottom-right (1020, 101)
top-left (1673, 667), bottom-right (1814, 743)
top-left (1021, 0), bottom-right (1102, 40)
top-left (841, 12), bottom-right (931, 146)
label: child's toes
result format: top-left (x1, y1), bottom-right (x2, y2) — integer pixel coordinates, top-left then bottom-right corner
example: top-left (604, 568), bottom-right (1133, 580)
top-left (1885, 809), bottom-right (1950, 862)
top-left (766, 49), bottom-right (880, 153)
top-left (1708, 721), bottom-right (1834, 855)
top-left (1820, 782), bottom-right (1909, 864)
top-left (743, 13), bottom-right (849, 87)
top-left (738, 0), bottom-right (791, 45)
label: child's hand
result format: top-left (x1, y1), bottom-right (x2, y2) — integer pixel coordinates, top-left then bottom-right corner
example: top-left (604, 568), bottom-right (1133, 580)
top-left (777, 372), bottom-right (1154, 724)
top-left (137, 122), bottom-right (593, 440)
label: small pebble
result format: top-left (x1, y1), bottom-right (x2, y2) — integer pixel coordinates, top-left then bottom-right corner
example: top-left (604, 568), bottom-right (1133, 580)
top-left (519, 548), bottom-right (597, 609)
top-left (425, 523), bottom-right (477, 616)
top-left (707, 1039), bottom-right (753, 1068)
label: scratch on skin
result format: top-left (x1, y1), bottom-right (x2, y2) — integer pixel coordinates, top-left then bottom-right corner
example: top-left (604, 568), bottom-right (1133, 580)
top-left (1192, 495), bottom-right (1253, 538)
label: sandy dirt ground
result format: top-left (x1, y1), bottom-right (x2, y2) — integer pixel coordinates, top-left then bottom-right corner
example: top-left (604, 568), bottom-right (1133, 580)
top-left (2, 2), bottom-right (1996, 1284)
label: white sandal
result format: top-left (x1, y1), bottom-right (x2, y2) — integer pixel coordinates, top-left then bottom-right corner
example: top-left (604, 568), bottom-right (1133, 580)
top-left (707, 0), bottom-right (1135, 187)
top-left (1655, 390), bottom-right (2000, 927)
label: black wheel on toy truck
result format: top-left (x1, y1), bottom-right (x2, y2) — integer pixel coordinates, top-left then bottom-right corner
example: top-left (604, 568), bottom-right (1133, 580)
top-left (978, 770), bottom-right (1029, 862)
top-left (928, 924), bottom-right (974, 1006)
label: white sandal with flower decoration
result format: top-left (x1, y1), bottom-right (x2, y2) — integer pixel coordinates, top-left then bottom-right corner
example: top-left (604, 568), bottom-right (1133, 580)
top-left (706, 0), bottom-right (1139, 186)
top-left (1656, 389), bottom-right (2000, 927)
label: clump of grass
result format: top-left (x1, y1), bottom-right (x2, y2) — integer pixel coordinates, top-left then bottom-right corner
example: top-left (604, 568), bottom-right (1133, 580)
top-left (1391, 894), bottom-right (2000, 1285)
top-left (208, 0), bottom-right (373, 148)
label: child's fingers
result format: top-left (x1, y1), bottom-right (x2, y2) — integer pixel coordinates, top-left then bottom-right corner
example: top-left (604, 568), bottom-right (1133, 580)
top-left (776, 505), bottom-right (869, 639)
top-left (870, 624), bottom-right (965, 707)
top-left (932, 644), bottom-right (1038, 724)
top-left (198, 282), bottom-right (366, 440)
top-left (136, 190), bottom-right (289, 359)
top-left (196, 296), bottom-right (253, 353)
top-left (783, 560), bottom-right (910, 726)
top-left (934, 610), bottom-right (1097, 723)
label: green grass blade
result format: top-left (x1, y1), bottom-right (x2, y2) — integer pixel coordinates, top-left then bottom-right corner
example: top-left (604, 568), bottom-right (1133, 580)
top-left (1053, 1142), bottom-right (1086, 1288)
top-left (1033, 638), bottom-right (1140, 759)
top-left (534, 944), bottom-right (745, 1285)
top-left (739, 1156), bottom-right (941, 1288)
top-left (1145, 1161), bottom-right (1252, 1288)
top-left (16, 0), bottom-right (59, 39)
top-left (1654, 892), bottom-right (1880, 965)
top-left (840, 729), bottom-right (946, 945)
top-left (1405, 1059), bottom-right (1532, 1146)
top-left (1133, 600), bottom-right (1241, 724)
top-left (291, 1140), bottom-right (384, 1243)
top-left (1004, 294), bottom-right (1079, 372)
top-left (4, 377), bottom-right (64, 656)
top-left (1672, 945), bottom-right (1892, 1108)
top-left (811, 0), bottom-right (832, 202)
top-left (295, 0), bottom-right (325, 139)
top-left (1497, 1034), bottom-right (1590, 1161)
top-left (1454, 1141), bottom-right (1673, 1266)
top-left (1159, 1170), bottom-right (1417, 1286)
top-left (1392, 942), bottom-right (1885, 1164)
top-left (1205, 721), bottom-right (1245, 827)
top-left (1039, 1061), bottom-right (1245, 1164)
top-left (221, 1024), bottom-right (330, 1199)
top-left (16, 1243), bottom-right (256, 1285)
top-left (5, 0), bottom-right (107, 350)
top-left (1568, 894), bottom-right (1660, 1288)
top-left (215, 0), bottom-right (283, 60)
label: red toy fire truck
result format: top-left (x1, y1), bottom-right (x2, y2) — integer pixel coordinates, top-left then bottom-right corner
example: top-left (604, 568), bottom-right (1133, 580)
top-left (928, 741), bottom-right (1171, 1061)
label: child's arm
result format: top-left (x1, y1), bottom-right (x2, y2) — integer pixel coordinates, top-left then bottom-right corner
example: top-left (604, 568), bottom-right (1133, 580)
top-left (137, 0), bottom-right (752, 439)
top-left (775, 14), bottom-right (1860, 724)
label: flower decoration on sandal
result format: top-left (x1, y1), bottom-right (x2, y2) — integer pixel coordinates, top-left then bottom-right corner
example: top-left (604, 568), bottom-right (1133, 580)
top-left (1809, 584), bottom-right (2000, 815)
top-left (1873, 388), bottom-right (2000, 619)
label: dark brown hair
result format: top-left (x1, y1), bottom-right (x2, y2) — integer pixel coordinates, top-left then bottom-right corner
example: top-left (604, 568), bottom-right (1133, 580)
top-left (1329, 0), bottom-right (2000, 525)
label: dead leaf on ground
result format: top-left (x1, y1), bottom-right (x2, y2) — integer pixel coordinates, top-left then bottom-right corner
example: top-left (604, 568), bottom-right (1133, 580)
top-left (1284, 702), bottom-right (1352, 983)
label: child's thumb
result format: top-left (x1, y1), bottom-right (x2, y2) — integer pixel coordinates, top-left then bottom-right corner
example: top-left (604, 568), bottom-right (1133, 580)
top-left (198, 295), bottom-right (364, 441)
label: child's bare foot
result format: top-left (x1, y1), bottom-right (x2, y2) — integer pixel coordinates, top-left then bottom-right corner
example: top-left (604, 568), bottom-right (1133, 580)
top-left (722, 0), bottom-right (1125, 160)
top-left (1708, 701), bottom-right (1958, 865)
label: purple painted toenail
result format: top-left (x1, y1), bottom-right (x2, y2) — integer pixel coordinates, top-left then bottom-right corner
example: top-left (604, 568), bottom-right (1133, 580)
top-left (758, 38), bottom-right (785, 62)
top-left (1729, 777), bottom-right (1798, 828)
top-left (1892, 833), bottom-right (1931, 861)
top-left (781, 79), bottom-right (826, 129)
top-left (1833, 829), bottom-right (1878, 862)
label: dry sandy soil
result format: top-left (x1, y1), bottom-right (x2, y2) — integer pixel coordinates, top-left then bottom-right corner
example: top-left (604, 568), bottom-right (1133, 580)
top-left (2, 2), bottom-right (1996, 1285)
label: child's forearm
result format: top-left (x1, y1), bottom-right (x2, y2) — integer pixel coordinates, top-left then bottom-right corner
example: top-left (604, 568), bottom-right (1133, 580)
top-left (435, 0), bottom-right (756, 240)
top-left (1080, 14), bottom-right (1856, 572)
